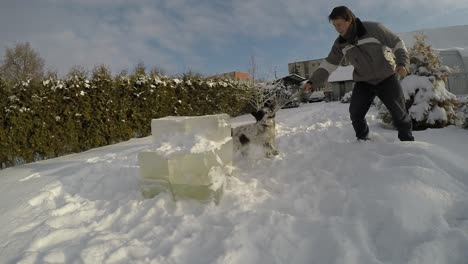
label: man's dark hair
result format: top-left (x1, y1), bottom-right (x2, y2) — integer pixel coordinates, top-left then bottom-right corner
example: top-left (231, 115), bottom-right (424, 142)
top-left (328, 6), bottom-right (356, 22)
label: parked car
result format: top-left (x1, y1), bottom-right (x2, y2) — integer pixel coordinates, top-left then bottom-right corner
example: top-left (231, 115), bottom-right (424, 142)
top-left (308, 91), bottom-right (325, 102)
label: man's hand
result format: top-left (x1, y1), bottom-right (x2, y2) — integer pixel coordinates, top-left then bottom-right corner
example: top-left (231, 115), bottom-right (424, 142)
top-left (303, 82), bottom-right (314, 93)
top-left (395, 65), bottom-right (408, 78)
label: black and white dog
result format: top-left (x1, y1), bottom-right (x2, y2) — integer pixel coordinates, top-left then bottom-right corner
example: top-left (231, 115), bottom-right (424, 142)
top-left (231, 106), bottom-right (279, 158)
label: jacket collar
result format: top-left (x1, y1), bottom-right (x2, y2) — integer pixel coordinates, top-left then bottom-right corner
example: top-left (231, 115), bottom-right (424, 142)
top-left (338, 18), bottom-right (367, 44)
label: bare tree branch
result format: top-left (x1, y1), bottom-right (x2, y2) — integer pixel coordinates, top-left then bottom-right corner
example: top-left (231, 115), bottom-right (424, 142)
top-left (238, 80), bottom-right (301, 112)
top-left (1, 42), bottom-right (45, 83)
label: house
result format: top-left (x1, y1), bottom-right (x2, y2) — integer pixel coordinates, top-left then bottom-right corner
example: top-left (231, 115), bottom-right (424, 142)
top-left (288, 59), bottom-right (332, 91)
top-left (215, 71), bottom-right (250, 80)
top-left (270, 73), bottom-right (305, 108)
top-left (438, 49), bottom-right (468, 95)
top-left (328, 66), bottom-right (354, 101)
top-left (273, 73), bottom-right (307, 86)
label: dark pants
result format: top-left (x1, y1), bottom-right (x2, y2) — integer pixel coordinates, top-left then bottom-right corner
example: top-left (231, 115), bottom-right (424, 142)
top-left (349, 75), bottom-right (414, 141)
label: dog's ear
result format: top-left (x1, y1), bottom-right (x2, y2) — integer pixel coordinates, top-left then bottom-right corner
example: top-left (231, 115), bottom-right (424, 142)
top-left (251, 110), bottom-right (265, 121)
top-left (266, 101), bottom-right (276, 111)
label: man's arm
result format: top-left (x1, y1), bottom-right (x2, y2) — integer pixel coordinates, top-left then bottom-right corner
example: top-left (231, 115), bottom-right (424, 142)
top-left (306, 41), bottom-right (343, 91)
top-left (374, 22), bottom-right (409, 74)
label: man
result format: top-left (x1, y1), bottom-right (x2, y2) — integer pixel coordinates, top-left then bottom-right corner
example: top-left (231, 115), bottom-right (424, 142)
top-left (304, 6), bottom-right (414, 141)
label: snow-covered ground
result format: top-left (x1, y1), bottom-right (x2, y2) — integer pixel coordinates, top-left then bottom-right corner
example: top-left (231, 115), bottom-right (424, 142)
top-left (1, 102), bottom-right (468, 264)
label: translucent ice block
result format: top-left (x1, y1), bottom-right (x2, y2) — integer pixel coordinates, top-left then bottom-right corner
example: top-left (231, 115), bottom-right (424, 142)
top-left (139, 138), bottom-right (232, 184)
top-left (151, 114), bottom-right (231, 143)
top-left (138, 138), bottom-right (233, 204)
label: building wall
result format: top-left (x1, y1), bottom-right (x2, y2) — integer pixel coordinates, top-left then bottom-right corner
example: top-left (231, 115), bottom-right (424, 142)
top-left (288, 60), bottom-right (333, 91)
top-left (439, 50), bottom-right (468, 95)
top-left (330, 81), bottom-right (354, 101)
top-left (217, 71), bottom-right (250, 80)
top-left (233, 72), bottom-right (250, 80)
top-left (447, 73), bottom-right (468, 95)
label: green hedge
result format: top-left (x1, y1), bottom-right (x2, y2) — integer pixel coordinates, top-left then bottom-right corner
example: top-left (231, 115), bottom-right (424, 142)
top-left (0, 70), bottom-right (251, 168)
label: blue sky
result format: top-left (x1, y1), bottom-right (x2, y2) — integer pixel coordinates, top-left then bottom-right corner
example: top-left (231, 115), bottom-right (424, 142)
top-left (1, 0), bottom-right (468, 79)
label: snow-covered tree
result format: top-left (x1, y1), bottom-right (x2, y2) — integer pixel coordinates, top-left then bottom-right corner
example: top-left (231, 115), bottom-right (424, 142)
top-left (408, 34), bottom-right (451, 80)
top-left (378, 33), bottom-right (459, 130)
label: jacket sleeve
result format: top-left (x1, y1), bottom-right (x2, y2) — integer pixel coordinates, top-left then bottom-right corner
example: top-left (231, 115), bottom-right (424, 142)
top-left (309, 41), bottom-right (343, 87)
top-left (374, 23), bottom-right (409, 70)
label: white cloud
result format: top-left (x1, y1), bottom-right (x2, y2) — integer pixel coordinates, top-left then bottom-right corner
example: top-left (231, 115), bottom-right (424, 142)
top-left (385, 0), bottom-right (468, 9)
top-left (0, 0), bottom-right (467, 77)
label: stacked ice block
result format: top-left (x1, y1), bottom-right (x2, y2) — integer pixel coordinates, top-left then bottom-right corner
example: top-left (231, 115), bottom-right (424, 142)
top-left (138, 114), bottom-right (233, 204)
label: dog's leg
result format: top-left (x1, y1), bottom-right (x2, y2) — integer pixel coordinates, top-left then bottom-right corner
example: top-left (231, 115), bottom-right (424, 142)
top-left (271, 139), bottom-right (279, 156)
top-left (263, 142), bottom-right (279, 158)
top-left (239, 134), bottom-right (250, 156)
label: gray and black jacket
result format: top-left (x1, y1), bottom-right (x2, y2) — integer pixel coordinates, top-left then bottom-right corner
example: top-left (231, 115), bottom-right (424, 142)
top-left (309, 18), bottom-right (409, 86)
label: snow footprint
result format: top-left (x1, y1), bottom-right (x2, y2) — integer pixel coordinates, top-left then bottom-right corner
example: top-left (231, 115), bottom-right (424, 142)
top-left (377, 152), bottom-right (437, 169)
top-left (86, 153), bottom-right (117, 164)
top-left (445, 199), bottom-right (468, 230)
top-left (19, 172), bottom-right (41, 182)
top-left (29, 227), bottom-right (85, 251)
top-left (28, 183), bottom-right (64, 207)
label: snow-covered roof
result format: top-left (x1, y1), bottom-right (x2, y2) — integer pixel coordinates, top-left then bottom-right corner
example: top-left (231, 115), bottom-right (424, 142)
top-left (273, 73), bottom-right (306, 86)
top-left (328, 65), bottom-right (353, 82)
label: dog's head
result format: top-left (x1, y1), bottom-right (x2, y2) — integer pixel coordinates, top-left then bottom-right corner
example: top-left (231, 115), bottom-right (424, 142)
top-left (251, 106), bottom-right (276, 127)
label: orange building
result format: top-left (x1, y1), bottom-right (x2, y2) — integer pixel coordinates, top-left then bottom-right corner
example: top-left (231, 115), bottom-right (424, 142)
top-left (217, 71), bottom-right (250, 80)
